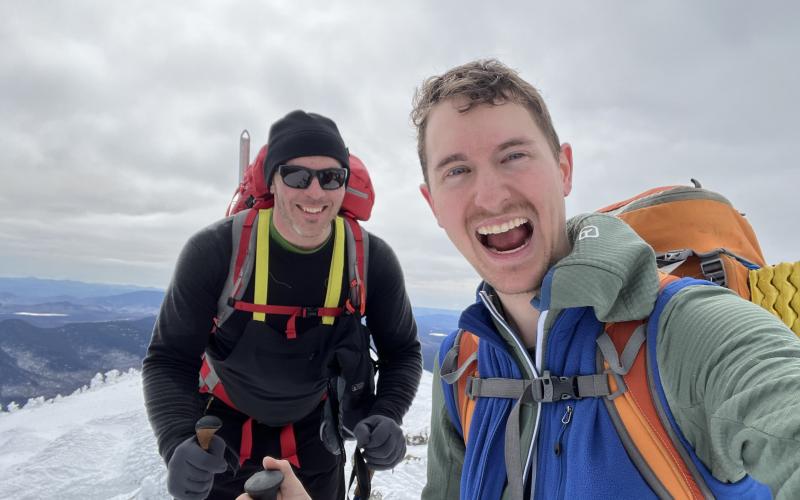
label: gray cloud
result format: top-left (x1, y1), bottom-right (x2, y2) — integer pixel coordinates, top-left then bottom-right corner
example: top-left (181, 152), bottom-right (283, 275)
top-left (1, 0), bottom-right (798, 310)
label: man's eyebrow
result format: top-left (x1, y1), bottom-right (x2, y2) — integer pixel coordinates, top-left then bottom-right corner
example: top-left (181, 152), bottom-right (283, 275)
top-left (496, 138), bottom-right (533, 152)
top-left (434, 153), bottom-right (468, 171)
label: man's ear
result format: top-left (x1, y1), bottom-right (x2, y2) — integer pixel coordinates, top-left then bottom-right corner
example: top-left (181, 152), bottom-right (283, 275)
top-left (559, 143), bottom-right (574, 197)
top-left (419, 183), bottom-right (442, 228)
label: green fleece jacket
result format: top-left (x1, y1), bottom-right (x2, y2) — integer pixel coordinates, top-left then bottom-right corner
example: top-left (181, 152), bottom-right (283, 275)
top-left (423, 213), bottom-right (800, 499)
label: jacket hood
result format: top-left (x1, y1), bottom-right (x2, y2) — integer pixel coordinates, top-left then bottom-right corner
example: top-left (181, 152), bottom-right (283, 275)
top-left (543, 213), bottom-right (659, 322)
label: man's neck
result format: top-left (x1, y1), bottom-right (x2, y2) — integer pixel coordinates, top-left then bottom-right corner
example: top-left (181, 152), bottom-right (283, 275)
top-left (496, 290), bottom-right (540, 349)
top-left (269, 217), bottom-right (331, 254)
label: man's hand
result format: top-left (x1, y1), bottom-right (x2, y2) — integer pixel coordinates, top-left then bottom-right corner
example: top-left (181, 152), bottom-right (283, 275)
top-left (236, 457), bottom-right (311, 500)
top-left (166, 434), bottom-right (228, 500)
top-left (353, 414), bottom-right (407, 470)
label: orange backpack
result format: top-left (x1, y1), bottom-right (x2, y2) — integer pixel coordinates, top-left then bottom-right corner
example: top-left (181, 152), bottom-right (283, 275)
top-left (598, 180), bottom-right (798, 334)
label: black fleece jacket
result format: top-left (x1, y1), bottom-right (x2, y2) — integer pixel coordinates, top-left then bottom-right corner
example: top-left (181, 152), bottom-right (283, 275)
top-left (142, 216), bottom-right (422, 463)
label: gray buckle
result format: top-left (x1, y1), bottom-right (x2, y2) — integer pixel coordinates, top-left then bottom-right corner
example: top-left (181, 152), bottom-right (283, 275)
top-left (700, 257), bottom-right (726, 286)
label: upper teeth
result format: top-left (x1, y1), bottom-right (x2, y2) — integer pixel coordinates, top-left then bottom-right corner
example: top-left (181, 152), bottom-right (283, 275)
top-left (301, 206), bottom-right (324, 214)
top-left (477, 217), bottom-right (527, 235)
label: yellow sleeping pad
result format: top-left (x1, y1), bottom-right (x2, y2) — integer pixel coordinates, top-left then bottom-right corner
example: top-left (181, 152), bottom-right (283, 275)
top-left (750, 262), bottom-right (800, 336)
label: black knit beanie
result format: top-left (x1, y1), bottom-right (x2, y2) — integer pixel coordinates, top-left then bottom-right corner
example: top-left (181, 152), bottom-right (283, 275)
top-left (264, 110), bottom-right (349, 185)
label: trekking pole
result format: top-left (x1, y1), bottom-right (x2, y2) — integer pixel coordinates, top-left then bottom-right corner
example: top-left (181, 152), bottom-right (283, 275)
top-left (244, 470), bottom-right (284, 500)
top-left (239, 129), bottom-right (250, 183)
top-left (195, 415), bottom-right (223, 450)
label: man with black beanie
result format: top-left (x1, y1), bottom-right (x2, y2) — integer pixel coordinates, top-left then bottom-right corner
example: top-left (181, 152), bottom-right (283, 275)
top-left (143, 110), bottom-right (422, 499)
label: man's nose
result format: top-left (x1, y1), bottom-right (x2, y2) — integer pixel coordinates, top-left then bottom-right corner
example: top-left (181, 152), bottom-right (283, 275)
top-left (472, 167), bottom-right (511, 212)
top-left (305, 175), bottom-right (326, 197)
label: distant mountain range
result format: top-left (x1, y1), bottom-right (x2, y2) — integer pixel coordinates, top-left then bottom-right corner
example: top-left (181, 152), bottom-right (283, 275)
top-left (0, 276), bottom-right (162, 299)
top-left (0, 277), bottom-right (164, 327)
top-left (0, 316), bottom-right (155, 407)
top-left (0, 277), bottom-right (461, 407)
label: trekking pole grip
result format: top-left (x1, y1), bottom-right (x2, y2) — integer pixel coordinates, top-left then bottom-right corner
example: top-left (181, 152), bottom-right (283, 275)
top-left (195, 415), bottom-right (223, 450)
top-left (244, 470), bottom-right (284, 500)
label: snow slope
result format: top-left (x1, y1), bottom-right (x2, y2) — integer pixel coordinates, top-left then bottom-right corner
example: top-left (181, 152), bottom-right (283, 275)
top-left (0, 369), bottom-right (433, 499)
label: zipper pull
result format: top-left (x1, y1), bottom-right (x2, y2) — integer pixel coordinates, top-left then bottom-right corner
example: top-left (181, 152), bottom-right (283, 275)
top-left (561, 405), bottom-right (573, 425)
top-left (554, 405), bottom-right (574, 456)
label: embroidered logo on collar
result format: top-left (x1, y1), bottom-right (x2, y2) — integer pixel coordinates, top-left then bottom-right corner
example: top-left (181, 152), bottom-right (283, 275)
top-left (578, 225), bottom-right (600, 241)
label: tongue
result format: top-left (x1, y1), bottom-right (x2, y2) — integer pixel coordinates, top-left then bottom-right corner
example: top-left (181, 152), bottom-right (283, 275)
top-left (486, 225), bottom-right (528, 252)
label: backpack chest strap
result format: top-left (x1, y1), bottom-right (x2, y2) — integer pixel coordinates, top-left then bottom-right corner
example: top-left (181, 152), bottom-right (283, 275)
top-left (228, 300), bottom-right (344, 339)
top-left (465, 371), bottom-right (615, 403)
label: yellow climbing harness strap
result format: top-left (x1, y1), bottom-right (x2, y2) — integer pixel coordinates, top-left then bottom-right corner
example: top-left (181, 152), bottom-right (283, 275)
top-left (253, 208), bottom-right (272, 322)
top-left (750, 261), bottom-right (800, 336)
top-left (252, 209), bottom-right (345, 324)
top-left (323, 217), bottom-right (346, 325)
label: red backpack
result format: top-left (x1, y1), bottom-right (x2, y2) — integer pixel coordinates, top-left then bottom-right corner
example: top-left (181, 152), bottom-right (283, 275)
top-left (226, 142), bottom-right (375, 221)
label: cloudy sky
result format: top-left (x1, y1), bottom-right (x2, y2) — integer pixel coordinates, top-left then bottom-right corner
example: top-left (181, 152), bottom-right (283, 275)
top-left (1, 1), bottom-right (797, 310)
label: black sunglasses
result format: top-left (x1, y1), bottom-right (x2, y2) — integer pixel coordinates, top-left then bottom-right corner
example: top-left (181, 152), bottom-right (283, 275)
top-left (277, 164), bottom-right (349, 190)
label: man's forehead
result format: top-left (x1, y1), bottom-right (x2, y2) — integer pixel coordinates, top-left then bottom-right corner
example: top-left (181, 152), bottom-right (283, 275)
top-left (426, 101), bottom-right (541, 158)
top-left (285, 155), bottom-right (343, 167)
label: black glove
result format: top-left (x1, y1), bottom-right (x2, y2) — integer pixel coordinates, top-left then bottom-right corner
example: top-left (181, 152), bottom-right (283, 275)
top-left (167, 434), bottom-right (228, 500)
top-left (353, 414), bottom-right (406, 471)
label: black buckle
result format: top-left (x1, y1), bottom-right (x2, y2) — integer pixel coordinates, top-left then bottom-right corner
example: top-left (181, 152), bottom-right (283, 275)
top-left (700, 257), bottom-right (726, 286)
top-left (303, 307), bottom-right (319, 317)
top-left (539, 371), bottom-right (580, 402)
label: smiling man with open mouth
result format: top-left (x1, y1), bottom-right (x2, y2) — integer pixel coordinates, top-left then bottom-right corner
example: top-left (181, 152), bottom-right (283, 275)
top-left (413, 59), bottom-right (800, 500)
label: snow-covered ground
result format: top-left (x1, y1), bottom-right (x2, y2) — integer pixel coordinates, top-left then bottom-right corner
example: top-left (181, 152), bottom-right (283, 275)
top-left (0, 369), bottom-right (432, 499)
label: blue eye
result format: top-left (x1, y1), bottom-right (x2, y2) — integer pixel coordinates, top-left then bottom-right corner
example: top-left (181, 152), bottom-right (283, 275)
top-left (503, 152), bottom-right (527, 163)
top-left (445, 166), bottom-right (469, 177)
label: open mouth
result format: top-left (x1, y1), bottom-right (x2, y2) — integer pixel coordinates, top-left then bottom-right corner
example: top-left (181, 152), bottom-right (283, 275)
top-left (298, 204), bottom-right (326, 215)
top-left (476, 217), bottom-right (533, 254)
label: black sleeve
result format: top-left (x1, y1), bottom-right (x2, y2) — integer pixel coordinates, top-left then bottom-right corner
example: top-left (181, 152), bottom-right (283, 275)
top-left (142, 218), bottom-right (232, 463)
top-left (363, 232), bottom-right (423, 424)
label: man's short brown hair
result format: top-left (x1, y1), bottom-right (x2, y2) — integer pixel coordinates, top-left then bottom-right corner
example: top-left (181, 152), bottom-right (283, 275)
top-left (411, 59), bottom-right (561, 183)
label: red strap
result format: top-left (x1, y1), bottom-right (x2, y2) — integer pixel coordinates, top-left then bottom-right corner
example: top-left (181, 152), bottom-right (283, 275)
top-left (199, 358), bottom-right (238, 409)
top-left (281, 424), bottom-right (301, 468)
top-left (231, 302), bottom-right (343, 317)
top-left (232, 209), bottom-right (259, 295)
top-left (286, 314), bottom-right (298, 340)
top-left (345, 218), bottom-right (367, 315)
top-left (240, 417), bottom-right (253, 465)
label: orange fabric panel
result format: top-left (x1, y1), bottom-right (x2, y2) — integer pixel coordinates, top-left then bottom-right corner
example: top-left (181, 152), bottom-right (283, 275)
top-left (457, 332), bottom-right (480, 444)
top-left (617, 199), bottom-right (766, 267)
top-left (606, 321), bottom-right (704, 499)
top-left (721, 254), bottom-right (752, 300)
top-left (597, 185), bottom-right (680, 213)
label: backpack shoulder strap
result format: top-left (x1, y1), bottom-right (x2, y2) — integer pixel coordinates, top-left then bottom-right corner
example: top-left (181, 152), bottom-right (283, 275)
top-left (343, 217), bottom-right (368, 315)
top-left (216, 208), bottom-right (260, 327)
top-left (439, 329), bottom-right (480, 443)
top-left (599, 274), bottom-right (711, 500)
